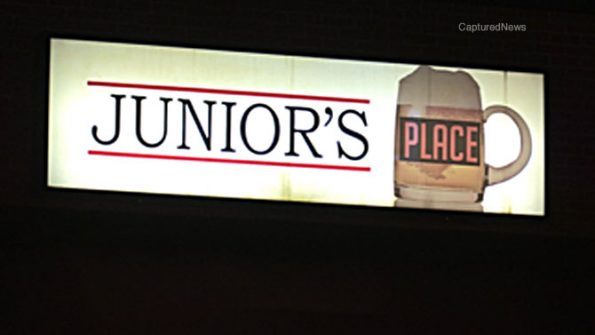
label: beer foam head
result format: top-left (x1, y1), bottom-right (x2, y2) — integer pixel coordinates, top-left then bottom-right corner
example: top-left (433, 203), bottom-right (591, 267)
top-left (398, 65), bottom-right (481, 111)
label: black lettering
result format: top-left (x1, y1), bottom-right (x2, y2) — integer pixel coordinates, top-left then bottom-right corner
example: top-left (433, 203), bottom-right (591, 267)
top-left (177, 99), bottom-right (214, 151)
top-left (240, 103), bottom-right (280, 155)
top-left (284, 106), bottom-right (322, 158)
top-left (92, 94), bottom-right (125, 145)
top-left (337, 110), bottom-right (368, 161)
top-left (134, 96), bottom-right (170, 148)
top-left (221, 102), bottom-right (237, 153)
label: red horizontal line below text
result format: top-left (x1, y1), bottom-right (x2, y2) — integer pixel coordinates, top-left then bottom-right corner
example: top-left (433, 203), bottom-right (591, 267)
top-left (88, 150), bottom-right (371, 172)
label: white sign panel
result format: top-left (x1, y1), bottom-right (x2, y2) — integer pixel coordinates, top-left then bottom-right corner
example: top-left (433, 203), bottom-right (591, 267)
top-left (48, 38), bottom-right (545, 215)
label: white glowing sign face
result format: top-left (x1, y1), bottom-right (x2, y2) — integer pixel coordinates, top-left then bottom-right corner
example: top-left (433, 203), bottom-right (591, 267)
top-left (48, 38), bottom-right (545, 215)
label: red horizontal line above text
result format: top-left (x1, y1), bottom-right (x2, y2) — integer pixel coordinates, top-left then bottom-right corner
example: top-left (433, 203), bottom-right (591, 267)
top-left (88, 150), bottom-right (371, 172)
top-left (87, 81), bottom-right (370, 104)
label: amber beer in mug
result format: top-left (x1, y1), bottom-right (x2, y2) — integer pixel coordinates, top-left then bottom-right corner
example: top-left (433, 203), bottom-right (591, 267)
top-left (394, 66), bottom-right (532, 204)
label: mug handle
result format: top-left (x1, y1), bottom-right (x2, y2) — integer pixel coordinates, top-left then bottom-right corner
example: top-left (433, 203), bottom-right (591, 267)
top-left (483, 105), bottom-right (532, 186)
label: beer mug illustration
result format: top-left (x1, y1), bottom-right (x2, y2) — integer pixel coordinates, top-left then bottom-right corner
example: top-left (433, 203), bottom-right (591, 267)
top-left (394, 66), bottom-right (532, 204)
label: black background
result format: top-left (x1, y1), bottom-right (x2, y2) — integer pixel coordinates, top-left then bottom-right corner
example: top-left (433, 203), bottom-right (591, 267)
top-left (399, 117), bottom-right (481, 165)
top-left (1, 0), bottom-right (595, 333)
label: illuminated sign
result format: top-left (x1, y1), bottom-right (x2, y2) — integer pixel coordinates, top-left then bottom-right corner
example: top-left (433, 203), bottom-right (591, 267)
top-left (48, 38), bottom-right (545, 215)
